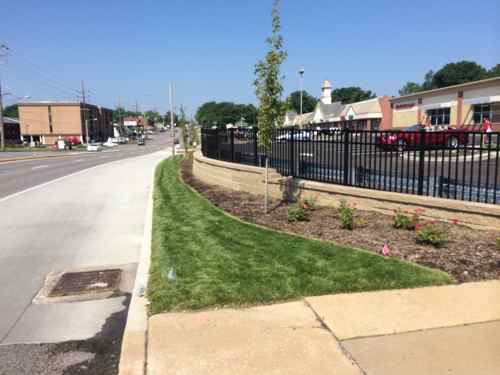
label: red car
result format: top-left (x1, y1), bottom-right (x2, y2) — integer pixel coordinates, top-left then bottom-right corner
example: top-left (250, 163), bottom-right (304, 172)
top-left (377, 124), bottom-right (469, 150)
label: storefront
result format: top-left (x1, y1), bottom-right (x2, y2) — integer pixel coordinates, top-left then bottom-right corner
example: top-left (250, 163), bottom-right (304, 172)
top-left (391, 77), bottom-right (500, 131)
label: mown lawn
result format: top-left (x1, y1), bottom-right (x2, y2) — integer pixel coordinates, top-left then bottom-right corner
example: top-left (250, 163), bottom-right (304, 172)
top-left (148, 156), bottom-right (452, 313)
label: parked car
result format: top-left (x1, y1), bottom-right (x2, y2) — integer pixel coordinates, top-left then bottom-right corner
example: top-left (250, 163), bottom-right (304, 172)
top-left (377, 124), bottom-right (469, 151)
top-left (87, 143), bottom-right (102, 152)
top-left (276, 131), bottom-right (311, 142)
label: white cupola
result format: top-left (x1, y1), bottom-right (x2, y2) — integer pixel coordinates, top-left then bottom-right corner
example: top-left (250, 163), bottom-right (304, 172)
top-left (320, 80), bottom-right (332, 105)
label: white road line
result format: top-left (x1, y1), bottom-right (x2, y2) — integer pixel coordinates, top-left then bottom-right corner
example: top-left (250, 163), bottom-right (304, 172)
top-left (31, 165), bottom-right (49, 170)
top-left (99, 156), bottom-right (108, 159)
top-left (75, 159), bottom-right (85, 162)
top-left (0, 150), bottom-right (170, 204)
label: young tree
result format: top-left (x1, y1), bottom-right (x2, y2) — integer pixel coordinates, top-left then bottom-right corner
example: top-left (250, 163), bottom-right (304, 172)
top-left (254, 0), bottom-right (287, 152)
top-left (488, 64), bottom-right (500, 78)
top-left (3, 104), bottom-right (18, 118)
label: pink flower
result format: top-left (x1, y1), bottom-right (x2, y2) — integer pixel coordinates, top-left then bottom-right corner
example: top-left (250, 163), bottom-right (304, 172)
top-left (415, 208), bottom-right (425, 215)
top-left (382, 242), bottom-right (391, 256)
top-left (415, 223), bottom-right (423, 231)
top-left (452, 219), bottom-right (459, 225)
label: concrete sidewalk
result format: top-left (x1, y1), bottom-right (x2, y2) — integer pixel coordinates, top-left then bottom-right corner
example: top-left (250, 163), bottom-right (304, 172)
top-left (147, 281), bottom-right (500, 375)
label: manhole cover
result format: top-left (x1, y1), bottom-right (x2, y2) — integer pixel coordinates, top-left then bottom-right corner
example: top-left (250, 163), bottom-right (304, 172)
top-left (49, 269), bottom-right (122, 297)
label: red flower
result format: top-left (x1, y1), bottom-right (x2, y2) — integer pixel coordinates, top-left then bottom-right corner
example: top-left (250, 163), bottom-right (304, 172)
top-left (415, 208), bottom-right (425, 215)
top-left (452, 219), bottom-right (459, 225)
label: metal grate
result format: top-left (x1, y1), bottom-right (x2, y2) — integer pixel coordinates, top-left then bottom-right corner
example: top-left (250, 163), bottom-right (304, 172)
top-left (49, 269), bottom-right (122, 297)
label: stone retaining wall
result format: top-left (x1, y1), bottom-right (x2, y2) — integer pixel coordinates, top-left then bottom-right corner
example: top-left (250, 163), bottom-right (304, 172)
top-left (193, 151), bottom-right (500, 231)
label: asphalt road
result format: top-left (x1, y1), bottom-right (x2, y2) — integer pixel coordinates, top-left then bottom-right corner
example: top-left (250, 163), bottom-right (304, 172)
top-left (0, 133), bottom-right (173, 199)
top-left (0, 137), bottom-right (171, 374)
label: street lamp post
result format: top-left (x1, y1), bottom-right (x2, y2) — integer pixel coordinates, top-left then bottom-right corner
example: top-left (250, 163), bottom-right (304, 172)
top-left (299, 67), bottom-right (305, 116)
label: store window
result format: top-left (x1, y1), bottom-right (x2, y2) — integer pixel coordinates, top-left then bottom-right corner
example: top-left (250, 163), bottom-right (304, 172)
top-left (426, 108), bottom-right (450, 125)
top-left (474, 102), bottom-right (500, 123)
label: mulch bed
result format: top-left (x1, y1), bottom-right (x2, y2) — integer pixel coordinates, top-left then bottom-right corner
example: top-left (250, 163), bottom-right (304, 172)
top-left (181, 157), bottom-right (499, 283)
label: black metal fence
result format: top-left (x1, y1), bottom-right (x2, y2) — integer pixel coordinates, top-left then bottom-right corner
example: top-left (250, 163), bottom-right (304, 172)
top-left (201, 127), bottom-right (500, 205)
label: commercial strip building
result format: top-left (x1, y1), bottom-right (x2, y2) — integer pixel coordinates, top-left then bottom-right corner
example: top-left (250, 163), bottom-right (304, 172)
top-left (18, 102), bottom-right (113, 145)
top-left (285, 81), bottom-right (392, 130)
top-left (285, 77), bottom-right (500, 131)
top-left (391, 76), bottom-right (500, 131)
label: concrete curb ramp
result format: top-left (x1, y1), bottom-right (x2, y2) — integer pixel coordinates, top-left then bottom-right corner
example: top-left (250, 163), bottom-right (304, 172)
top-left (146, 281), bottom-right (500, 374)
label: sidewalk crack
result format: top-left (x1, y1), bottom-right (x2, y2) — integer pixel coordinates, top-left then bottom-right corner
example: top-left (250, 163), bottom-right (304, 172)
top-left (302, 299), bottom-right (368, 375)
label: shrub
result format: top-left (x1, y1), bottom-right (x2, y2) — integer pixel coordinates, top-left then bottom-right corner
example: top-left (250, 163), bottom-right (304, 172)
top-left (302, 196), bottom-right (318, 211)
top-left (393, 208), bottom-right (423, 230)
top-left (288, 204), bottom-right (309, 222)
top-left (338, 199), bottom-right (355, 230)
top-left (416, 222), bottom-right (448, 247)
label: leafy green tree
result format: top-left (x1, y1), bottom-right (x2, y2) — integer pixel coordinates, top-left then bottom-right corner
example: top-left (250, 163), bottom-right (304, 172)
top-left (488, 64), bottom-right (500, 78)
top-left (331, 87), bottom-right (376, 104)
top-left (285, 90), bottom-right (317, 114)
top-left (195, 102), bottom-right (257, 128)
top-left (254, 0), bottom-right (287, 152)
top-left (144, 110), bottom-right (162, 122)
top-left (3, 104), bottom-right (18, 118)
top-left (164, 111), bottom-right (179, 125)
top-left (432, 61), bottom-right (487, 88)
top-left (399, 82), bottom-right (422, 96)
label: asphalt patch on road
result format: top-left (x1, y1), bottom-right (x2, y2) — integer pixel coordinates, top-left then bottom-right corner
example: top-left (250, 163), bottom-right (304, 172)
top-left (0, 294), bottom-right (130, 375)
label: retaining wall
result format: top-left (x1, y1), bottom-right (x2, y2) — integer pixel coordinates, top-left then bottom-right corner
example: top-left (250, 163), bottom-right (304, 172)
top-left (193, 151), bottom-right (500, 231)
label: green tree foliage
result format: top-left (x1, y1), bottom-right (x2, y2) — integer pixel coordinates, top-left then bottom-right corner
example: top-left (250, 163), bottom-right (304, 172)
top-left (3, 104), bottom-right (18, 118)
top-left (285, 90), bottom-right (317, 114)
top-left (399, 82), bottom-right (422, 96)
top-left (254, 0), bottom-right (287, 152)
top-left (398, 61), bottom-right (496, 95)
top-left (331, 87), bottom-right (376, 104)
top-left (144, 110), bottom-right (162, 122)
top-left (488, 64), bottom-right (500, 78)
top-left (113, 106), bottom-right (141, 123)
top-left (432, 61), bottom-right (487, 88)
top-left (164, 111), bottom-right (179, 125)
top-left (195, 101), bottom-right (257, 128)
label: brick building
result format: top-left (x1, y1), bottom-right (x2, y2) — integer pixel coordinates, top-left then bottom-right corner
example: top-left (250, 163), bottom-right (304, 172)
top-left (18, 102), bottom-right (113, 145)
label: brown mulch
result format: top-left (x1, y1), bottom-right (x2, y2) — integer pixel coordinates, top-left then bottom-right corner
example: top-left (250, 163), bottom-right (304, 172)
top-left (181, 157), bottom-right (499, 283)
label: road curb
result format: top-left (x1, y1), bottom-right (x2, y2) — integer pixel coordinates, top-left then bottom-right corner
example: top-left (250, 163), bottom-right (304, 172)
top-left (118, 164), bottom-right (156, 375)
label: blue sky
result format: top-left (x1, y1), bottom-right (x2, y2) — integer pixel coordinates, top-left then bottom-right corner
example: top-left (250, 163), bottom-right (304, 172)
top-left (1, 0), bottom-right (499, 117)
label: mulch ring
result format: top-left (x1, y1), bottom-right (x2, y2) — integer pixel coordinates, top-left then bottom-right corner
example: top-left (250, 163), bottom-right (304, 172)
top-left (180, 157), bottom-right (500, 283)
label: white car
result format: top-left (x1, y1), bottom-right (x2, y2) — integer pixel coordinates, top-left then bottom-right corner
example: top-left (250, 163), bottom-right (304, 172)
top-left (87, 143), bottom-right (102, 152)
top-left (276, 131), bottom-right (311, 142)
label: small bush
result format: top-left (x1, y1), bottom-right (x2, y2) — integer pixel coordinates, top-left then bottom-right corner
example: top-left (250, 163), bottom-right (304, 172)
top-left (416, 222), bottom-right (448, 247)
top-left (393, 208), bottom-right (423, 230)
top-left (338, 199), bottom-right (355, 230)
top-left (302, 196), bottom-right (317, 211)
top-left (288, 204), bottom-right (309, 222)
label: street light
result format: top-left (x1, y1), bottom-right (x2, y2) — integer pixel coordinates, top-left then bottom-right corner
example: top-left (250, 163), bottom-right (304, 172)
top-left (299, 67), bottom-right (305, 116)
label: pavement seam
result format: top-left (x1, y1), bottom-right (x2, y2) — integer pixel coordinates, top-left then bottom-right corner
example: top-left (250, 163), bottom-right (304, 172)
top-left (302, 298), bottom-right (368, 375)
top-left (0, 288), bottom-right (41, 345)
top-left (341, 318), bottom-right (500, 343)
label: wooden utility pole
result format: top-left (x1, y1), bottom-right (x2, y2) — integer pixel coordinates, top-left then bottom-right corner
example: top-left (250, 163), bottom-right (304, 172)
top-left (80, 80), bottom-right (90, 144)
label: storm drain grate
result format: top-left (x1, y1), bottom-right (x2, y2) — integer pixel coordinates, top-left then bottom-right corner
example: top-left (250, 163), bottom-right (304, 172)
top-left (49, 269), bottom-right (122, 297)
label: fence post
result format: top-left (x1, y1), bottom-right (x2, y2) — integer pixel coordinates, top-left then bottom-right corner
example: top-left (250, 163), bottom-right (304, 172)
top-left (343, 129), bottom-right (350, 185)
top-left (417, 129), bottom-right (426, 195)
top-left (253, 128), bottom-right (258, 166)
top-left (289, 128), bottom-right (295, 176)
top-left (230, 128), bottom-right (235, 162)
top-left (215, 128), bottom-right (220, 159)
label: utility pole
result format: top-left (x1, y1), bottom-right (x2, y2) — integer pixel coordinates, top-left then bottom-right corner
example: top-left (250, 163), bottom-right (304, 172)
top-left (0, 43), bottom-right (9, 151)
top-left (299, 67), bottom-right (305, 116)
top-left (169, 84), bottom-right (175, 155)
top-left (79, 80), bottom-right (90, 145)
top-left (0, 79), bottom-right (5, 151)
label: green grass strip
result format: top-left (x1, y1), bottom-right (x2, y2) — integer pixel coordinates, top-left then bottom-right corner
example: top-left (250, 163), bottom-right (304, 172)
top-left (148, 156), bottom-right (452, 313)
